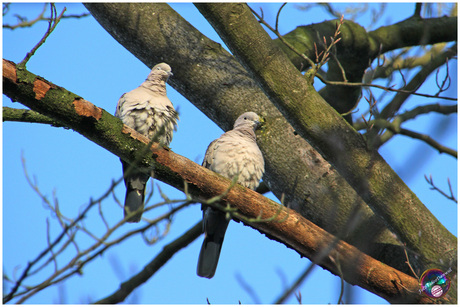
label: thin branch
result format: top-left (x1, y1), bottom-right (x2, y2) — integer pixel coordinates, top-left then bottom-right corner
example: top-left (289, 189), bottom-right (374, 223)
top-left (425, 175), bottom-right (458, 203)
top-left (3, 3), bottom-right (89, 30)
top-left (94, 220), bottom-right (202, 304)
top-left (356, 118), bottom-right (457, 157)
top-left (354, 103), bottom-right (457, 131)
top-left (399, 128), bottom-right (457, 158)
top-left (435, 58), bottom-right (452, 96)
top-left (3, 3), bottom-right (47, 29)
top-left (404, 246), bottom-right (420, 279)
top-left (317, 74), bottom-right (457, 102)
top-left (414, 3), bottom-right (423, 17)
top-left (249, 5), bottom-right (316, 69)
top-left (274, 263), bottom-right (316, 304)
top-left (235, 272), bottom-right (262, 304)
top-left (18, 4), bottom-right (65, 67)
top-left (3, 107), bottom-right (67, 127)
top-left (379, 43), bottom-right (457, 119)
top-left (274, 3), bottom-right (287, 33)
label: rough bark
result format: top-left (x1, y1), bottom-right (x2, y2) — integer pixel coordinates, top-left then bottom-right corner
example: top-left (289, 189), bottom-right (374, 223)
top-left (194, 2), bottom-right (456, 291)
top-left (2, 58), bottom-right (448, 303)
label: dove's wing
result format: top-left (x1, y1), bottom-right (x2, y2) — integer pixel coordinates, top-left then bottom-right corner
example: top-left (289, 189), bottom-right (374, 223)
top-left (116, 63), bottom-right (178, 223)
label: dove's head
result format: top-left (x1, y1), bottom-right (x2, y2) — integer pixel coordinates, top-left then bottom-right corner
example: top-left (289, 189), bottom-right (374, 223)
top-left (147, 63), bottom-right (173, 81)
top-left (233, 112), bottom-right (263, 131)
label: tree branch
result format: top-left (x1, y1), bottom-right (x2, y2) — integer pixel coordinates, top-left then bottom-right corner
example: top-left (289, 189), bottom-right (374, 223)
top-left (95, 220), bottom-right (203, 304)
top-left (3, 3), bottom-right (89, 30)
top-left (18, 4), bottom-right (66, 68)
top-left (368, 15), bottom-right (457, 56)
top-left (271, 14), bottom-right (456, 115)
top-left (2, 58), bottom-right (449, 303)
top-left (193, 3), bottom-right (456, 291)
top-left (354, 103), bottom-right (458, 154)
top-left (3, 106), bottom-right (66, 127)
top-left (379, 44), bottom-right (457, 120)
top-left (398, 128), bottom-right (457, 158)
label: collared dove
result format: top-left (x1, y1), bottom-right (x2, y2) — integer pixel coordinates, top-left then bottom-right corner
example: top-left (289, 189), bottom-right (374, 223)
top-left (115, 63), bottom-right (178, 223)
top-left (197, 112), bottom-right (265, 278)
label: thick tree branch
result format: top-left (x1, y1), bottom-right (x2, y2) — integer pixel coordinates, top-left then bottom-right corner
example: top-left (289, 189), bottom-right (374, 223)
top-left (368, 15), bottom-right (457, 57)
top-left (272, 14), bottom-right (456, 115)
top-left (194, 3), bottom-right (456, 289)
top-left (273, 15), bottom-right (456, 73)
top-left (3, 59), bottom-right (448, 304)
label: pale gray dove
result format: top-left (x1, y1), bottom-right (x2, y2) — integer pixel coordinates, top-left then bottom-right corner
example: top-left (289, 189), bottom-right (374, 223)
top-left (115, 63), bottom-right (178, 223)
top-left (197, 112), bottom-right (265, 278)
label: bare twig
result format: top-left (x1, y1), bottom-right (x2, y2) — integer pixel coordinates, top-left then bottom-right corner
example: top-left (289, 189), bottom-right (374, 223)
top-left (357, 118), bottom-right (457, 157)
top-left (274, 263), bottom-right (317, 304)
top-left (414, 3), bottom-right (423, 17)
top-left (425, 175), bottom-right (457, 203)
top-left (235, 272), bottom-right (262, 304)
top-left (317, 74), bottom-right (457, 101)
top-left (435, 58), bottom-right (452, 96)
top-left (18, 4), bottom-right (66, 67)
top-left (3, 3), bottom-right (89, 30)
top-left (94, 220), bottom-right (202, 304)
top-left (249, 5), bottom-right (316, 69)
top-left (354, 103), bottom-right (457, 131)
top-left (403, 245), bottom-right (420, 279)
top-left (399, 128), bottom-right (457, 158)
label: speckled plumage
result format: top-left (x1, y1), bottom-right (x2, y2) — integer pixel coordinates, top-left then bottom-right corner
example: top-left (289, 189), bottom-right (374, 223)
top-left (115, 63), bottom-right (178, 222)
top-left (197, 112), bottom-right (264, 278)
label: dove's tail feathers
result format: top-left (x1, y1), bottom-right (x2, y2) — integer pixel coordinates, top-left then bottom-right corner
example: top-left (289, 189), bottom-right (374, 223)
top-left (124, 186), bottom-right (146, 223)
top-left (121, 161), bottom-right (150, 223)
top-left (197, 208), bottom-right (230, 278)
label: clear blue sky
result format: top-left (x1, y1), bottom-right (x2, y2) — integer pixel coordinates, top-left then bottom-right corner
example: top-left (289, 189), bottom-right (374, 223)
top-left (3, 3), bottom-right (457, 304)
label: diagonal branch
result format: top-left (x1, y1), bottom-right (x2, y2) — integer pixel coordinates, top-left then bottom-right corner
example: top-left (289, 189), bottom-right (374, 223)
top-left (95, 220), bottom-right (203, 304)
top-left (193, 4), bottom-right (456, 293)
top-left (2, 58), bottom-right (448, 304)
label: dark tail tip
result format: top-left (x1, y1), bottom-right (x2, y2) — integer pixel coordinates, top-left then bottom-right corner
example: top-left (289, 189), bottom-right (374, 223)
top-left (197, 239), bottom-right (224, 279)
top-left (124, 188), bottom-right (145, 223)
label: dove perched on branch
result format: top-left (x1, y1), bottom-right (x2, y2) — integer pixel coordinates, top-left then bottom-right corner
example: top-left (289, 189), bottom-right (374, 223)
top-left (115, 63), bottom-right (178, 223)
top-left (197, 112), bottom-right (265, 278)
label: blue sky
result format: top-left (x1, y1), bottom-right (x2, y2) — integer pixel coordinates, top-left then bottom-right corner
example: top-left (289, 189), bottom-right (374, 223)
top-left (2, 3), bottom-right (457, 304)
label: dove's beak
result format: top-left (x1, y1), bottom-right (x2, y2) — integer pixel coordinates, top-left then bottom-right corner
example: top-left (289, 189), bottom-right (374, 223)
top-left (256, 116), bottom-right (265, 128)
